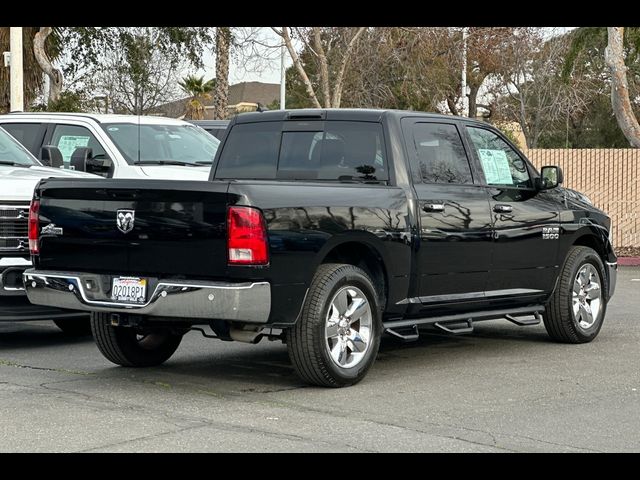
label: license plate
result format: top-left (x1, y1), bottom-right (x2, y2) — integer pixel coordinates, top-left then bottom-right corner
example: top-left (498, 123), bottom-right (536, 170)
top-left (111, 276), bottom-right (147, 304)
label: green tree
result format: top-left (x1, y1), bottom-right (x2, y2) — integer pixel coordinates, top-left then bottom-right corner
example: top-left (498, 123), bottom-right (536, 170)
top-left (0, 27), bottom-right (63, 112)
top-left (562, 27), bottom-right (640, 147)
top-left (0, 27), bottom-right (215, 113)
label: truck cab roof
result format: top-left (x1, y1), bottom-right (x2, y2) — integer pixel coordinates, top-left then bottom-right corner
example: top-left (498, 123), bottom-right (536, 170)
top-left (233, 108), bottom-right (490, 126)
top-left (3, 112), bottom-right (190, 126)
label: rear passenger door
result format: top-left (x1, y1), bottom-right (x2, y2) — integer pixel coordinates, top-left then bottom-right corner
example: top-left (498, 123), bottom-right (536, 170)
top-left (402, 118), bottom-right (494, 305)
top-left (463, 125), bottom-right (560, 294)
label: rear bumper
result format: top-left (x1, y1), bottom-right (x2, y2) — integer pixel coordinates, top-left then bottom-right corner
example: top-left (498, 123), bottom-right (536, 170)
top-left (0, 257), bottom-right (31, 296)
top-left (23, 270), bottom-right (271, 324)
top-left (606, 261), bottom-right (617, 300)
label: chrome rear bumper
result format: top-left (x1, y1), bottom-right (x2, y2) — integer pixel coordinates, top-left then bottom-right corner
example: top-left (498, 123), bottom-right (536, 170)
top-left (23, 270), bottom-right (271, 323)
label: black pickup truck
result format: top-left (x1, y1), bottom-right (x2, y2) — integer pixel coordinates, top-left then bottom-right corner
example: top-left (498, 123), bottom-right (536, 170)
top-left (23, 109), bottom-right (617, 387)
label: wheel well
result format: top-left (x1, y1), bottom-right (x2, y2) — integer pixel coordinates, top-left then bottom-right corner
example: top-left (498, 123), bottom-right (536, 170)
top-left (573, 234), bottom-right (605, 259)
top-left (322, 242), bottom-right (388, 310)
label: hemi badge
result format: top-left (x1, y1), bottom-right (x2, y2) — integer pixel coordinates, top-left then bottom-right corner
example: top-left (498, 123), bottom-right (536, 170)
top-left (41, 224), bottom-right (63, 235)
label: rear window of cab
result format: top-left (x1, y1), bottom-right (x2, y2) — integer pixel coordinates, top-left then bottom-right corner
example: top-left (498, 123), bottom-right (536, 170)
top-left (214, 121), bottom-right (388, 182)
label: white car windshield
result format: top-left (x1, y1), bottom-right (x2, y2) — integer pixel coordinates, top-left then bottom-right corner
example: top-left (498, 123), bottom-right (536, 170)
top-left (101, 123), bottom-right (220, 166)
top-left (0, 127), bottom-right (39, 167)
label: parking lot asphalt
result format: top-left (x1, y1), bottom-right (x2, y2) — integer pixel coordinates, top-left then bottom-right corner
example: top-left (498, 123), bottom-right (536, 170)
top-left (1, 266), bottom-right (638, 452)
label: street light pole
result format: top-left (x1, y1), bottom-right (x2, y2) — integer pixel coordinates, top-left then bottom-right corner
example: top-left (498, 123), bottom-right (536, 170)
top-left (461, 26), bottom-right (469, 118)
top-left (10, 27), bottom-right (24, 112)
top-left (280, 33), bottom-right (286, 110)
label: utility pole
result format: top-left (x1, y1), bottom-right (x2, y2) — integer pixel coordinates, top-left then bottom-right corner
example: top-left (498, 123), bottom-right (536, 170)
top-left (280, 32), bottom-right (286, 110)
top-left (461, 27), bottom-right (469, 118)
top-left (10, 27), bottom-right (24, 112)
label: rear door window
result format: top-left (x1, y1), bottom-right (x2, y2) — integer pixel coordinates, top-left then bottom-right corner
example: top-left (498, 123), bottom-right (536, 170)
top-left (215, 121), bottom-right (388, 181)
top-left (50, 124), bottom-right (106, 167)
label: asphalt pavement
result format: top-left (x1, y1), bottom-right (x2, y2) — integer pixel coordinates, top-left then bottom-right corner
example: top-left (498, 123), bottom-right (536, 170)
top-left (1, 267), bottom-right (639, 452)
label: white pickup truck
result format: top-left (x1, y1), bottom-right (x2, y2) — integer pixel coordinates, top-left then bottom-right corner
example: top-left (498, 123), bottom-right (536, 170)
top-left (0, 113), bottom-right (220, 180)
top-left (0, 113), bottom-right (221, 334)
top-left (0, 126), bottom-right (97, 333)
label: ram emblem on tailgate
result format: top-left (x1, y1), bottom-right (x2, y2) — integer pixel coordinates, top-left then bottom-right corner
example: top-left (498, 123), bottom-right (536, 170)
top-left (116, 209), bottom-right (135, 234)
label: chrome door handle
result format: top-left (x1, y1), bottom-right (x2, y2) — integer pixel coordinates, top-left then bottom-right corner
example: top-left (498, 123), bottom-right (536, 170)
top-left (493, 204), bottom-right (513, 213)
top-left (423, 203), bottom-right (445, 213)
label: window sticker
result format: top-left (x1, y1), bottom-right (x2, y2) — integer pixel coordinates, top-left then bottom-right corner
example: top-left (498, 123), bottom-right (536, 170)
top-left (478, 149), bottom-right (513, 185)
top-left (57, 135), bottom-right (90, 161)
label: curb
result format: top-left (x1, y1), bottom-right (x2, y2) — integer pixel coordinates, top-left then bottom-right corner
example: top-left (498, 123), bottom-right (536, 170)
top-left (618, 257), bottom-right (640, 266)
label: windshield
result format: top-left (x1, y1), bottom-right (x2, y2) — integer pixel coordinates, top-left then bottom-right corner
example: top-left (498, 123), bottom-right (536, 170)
top-left (0, 127), bottom-right (39, 166)
top-left (101, 123), bottom-right (220, 166)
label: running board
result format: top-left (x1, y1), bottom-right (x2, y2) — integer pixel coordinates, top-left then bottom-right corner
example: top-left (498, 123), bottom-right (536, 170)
top-left (383, 305), bottom-right (545, 330)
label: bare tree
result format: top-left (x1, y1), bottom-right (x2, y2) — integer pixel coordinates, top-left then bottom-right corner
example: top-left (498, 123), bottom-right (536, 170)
top-left (272, 27), bottom-right (366, 108)
top-left (91, 29), bottom-right (184, 115)
top-left (213, 27), bottom-right (231, 119)
top-left (488, 28), bottom-right (599, 148)
top-left (605, 27), bottom-right (640, 148)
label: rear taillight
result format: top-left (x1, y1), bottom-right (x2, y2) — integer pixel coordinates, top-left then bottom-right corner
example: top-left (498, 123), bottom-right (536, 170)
top-left (227, 206), bottom-right (269, 265)
top-left (28, 199), bottom-right (40, 255)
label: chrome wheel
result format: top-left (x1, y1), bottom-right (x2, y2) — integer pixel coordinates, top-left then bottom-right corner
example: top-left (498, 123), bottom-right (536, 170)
top-left (572, 263), bottom-right (602, 330)
top-left (325, 286), bottom-right (373, 369)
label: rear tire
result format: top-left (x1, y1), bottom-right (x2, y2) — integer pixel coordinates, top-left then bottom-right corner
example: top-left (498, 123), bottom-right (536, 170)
top-left (90, 312), bottom-right (183, 367)
top-left (53, 318), bottom-right (91, 336)
top-left (544, 246), bottom-right (608, 343)
top-left (287, 263), bottom-right (382, 388)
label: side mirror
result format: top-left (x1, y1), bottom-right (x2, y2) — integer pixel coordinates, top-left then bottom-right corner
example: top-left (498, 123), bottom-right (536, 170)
top-left (70, 147), bottom-right (112, 177)
top-left (70, 147), bottom-right (92, 172)
top-left (40, 146), bottom-right (64, 169)
top-left (538, 165), bottom-right (563, 190)
top-left (88, 157), bottom-right (112, 177)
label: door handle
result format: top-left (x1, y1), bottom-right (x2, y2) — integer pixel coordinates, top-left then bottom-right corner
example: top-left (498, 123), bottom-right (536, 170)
top-left (423, 203), bottom-right (445, 213)
top-left (493, 204), bottom-right (513, 213)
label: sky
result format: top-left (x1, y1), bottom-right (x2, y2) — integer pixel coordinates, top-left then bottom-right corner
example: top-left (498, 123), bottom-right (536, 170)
top-left (195, 27), bottom-right (286, 86)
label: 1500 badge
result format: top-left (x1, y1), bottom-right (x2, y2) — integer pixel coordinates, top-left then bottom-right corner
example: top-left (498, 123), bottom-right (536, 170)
top-left (542, 226), bottom-right (560, 240)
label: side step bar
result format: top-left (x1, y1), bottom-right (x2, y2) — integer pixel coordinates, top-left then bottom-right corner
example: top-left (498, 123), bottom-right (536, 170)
top-left (434, 319), bottom-right (473, 334)
top-left (505, 312), bottom-right (542, 326)
top-left (383, 305), bottom-right (545, 333)
top-left (385, 325), bottom-right (419, 342)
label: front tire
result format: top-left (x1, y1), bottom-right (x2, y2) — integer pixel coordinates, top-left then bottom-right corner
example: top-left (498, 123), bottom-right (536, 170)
top-left (544, 246), bottom-right (608, 343)
top-left (53, 317), bottom-right (91, 336)
top-left (287, 263), bottom-right (382, 387)
top-left (90, 312), bottom-right (183, 367)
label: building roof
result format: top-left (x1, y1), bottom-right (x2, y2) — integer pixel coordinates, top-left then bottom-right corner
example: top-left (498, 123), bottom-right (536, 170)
top-left (150, 82), bottom-right (280, 119)
top-left (227, 82), bottom-right (279, 107)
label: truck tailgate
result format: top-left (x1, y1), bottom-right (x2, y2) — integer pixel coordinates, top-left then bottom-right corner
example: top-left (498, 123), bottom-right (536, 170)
top-left (35, 179), bottom-right (230, 278)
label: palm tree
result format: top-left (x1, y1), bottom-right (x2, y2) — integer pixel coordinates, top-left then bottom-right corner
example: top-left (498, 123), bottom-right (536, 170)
top-left (213, 27), bottom-right (231, 120)
top-left (178, 74), bottom-right (215, 120)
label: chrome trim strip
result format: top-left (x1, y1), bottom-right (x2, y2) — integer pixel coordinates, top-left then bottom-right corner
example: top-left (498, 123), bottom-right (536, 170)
top-left (24, 270), bottom-right (271, 323)
top-left (397, 288), bottom-right (544, 305)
